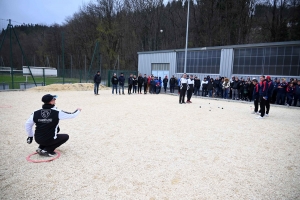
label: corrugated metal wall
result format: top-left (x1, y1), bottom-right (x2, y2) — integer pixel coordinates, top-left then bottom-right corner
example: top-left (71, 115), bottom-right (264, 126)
top-left (220, 49), bottom-right (233, 78)
top-left (138, 52), bottom-right (176, 76)
top-left (138, 49), bottom-right (235, 81)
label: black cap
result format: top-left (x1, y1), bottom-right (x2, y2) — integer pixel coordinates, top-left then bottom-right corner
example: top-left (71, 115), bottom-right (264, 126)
top-left (42, 94), bottom-right (57, 103)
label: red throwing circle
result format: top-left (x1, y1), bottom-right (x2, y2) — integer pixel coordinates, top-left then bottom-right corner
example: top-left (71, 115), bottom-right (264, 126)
top-left (26, 150), bottom-right (61, 163)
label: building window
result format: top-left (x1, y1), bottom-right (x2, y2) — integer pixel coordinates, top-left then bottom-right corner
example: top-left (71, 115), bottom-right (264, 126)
top-left (233, 46), bottom-right (300, 76)
top-left (176, 50), bottom-right (221, 74)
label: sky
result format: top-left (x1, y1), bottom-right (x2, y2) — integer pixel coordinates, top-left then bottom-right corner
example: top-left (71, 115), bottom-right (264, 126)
top-left (0, 0), bottom-right (93, 30)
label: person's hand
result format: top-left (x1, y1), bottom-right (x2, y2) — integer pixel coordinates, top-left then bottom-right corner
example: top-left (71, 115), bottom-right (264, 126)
top-left (77, 108), bottom-right (82, 111)
top-left (27, 137), bottom-right (33, 144)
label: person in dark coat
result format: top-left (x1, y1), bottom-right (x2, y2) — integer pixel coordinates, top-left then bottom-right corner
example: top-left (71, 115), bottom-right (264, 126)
top-left (111, 73), bottom-right (119, 94)
top-left (128, 74), bottom-right (133, 94)
top-left (169, 75), bottom-right (176, 93)
top-left (143, 74), bottom-right (148, 94)
top-left (251, 79), bottom-right (260, 114)
top-left (207, 78), bottom-right (214, 97)
top-left (213, 77), bottom-right (220, 97)
top-left (118, 73), bottom-right (125, 95)
top-left (194, 76), bottom-right (201, 96)
top-left (137, 73), bottom-right (144, 94)
top-left (163, 76), bottom-right (168, 93)
top-left (132, 75), bottom-right (138, 94)
top-left (293, 80), bottom-right (300, 106)
top-left (93, 71), bottom-right (101, 95)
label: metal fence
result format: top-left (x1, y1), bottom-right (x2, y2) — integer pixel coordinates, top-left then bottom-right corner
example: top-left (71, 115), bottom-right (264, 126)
top-left (0, 68), bottom-right (138, 90)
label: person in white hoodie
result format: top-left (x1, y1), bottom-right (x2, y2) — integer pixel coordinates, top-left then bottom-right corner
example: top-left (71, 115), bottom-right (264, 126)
top-left (187, 75), bottom-right (194, 103)
top-left (179, 74), bottom-right (188, 104)
top-left (25, 94), bottom-right (82, 157)
top-left (201, 77), bottom-right (208, 96)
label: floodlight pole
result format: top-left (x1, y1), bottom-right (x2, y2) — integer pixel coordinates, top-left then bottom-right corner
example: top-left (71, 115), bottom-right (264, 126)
top-left (9, 19), bottom-right (15, 89)
top-left (183, 0), bottom-right (190, 74)
top-left (62, 32), bottom-right (65, 84)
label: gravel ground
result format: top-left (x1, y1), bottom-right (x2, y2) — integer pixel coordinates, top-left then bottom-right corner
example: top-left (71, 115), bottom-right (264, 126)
top-left (0, 88), bottom-right (299, 200)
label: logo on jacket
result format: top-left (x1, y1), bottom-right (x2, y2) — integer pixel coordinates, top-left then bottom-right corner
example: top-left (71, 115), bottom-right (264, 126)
top-left (41, 109), bottom-right (51, 118)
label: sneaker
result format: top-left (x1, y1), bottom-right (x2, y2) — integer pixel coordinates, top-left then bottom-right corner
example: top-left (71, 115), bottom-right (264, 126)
top-left (40, 150), bottom-right (57, 157)
top-left (255, 112), bottom-right (260, 115)
top-left (251, 111), bottom-right (256, 114)
top-left (48, 152), bottom-right (57, 157)
top-left (36, 148), bottom-right (42, 155)
top-left (187, 101), bottom-right (191, 103)
top-left (182, 102), bottom-right (186, 104)
top-left (256, 116), bottom-right (263, 119)
top-left (189, 101), bottom-right (192, 103)
top-left (265, 114), bottom-right (269, 117)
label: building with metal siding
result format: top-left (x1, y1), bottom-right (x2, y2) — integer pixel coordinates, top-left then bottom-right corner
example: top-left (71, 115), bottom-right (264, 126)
top-left (138, 41), bottom-right (300, 81)
top-left (138, 52), bottom-right (176, 79)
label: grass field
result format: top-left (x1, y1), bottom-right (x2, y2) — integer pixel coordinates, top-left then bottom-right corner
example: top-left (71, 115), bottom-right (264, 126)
top-left (0, 74), bottom-right (84, 89)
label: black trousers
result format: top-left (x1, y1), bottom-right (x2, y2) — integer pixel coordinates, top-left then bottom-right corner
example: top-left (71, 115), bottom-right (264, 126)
top-left (271, 90), bottom-right (277, 104)
top-left (170, 85), bottom-right (175, 93)
top-left (144, 84), bottom-right (147, 93)
top-left (163, 84), bottom-right (167, 92)
top-left (187, 86), bottom-right (193, 101)
top-left (138, 84), bottom-right (143, 93)
top-left (202, 88), bottom-right (207, 96)
top-left (128, 84), bottom-right (132, 94)
top-left (37, 134), bottom-right (69, 153)
top-left (265, 98), bottom-right (270, 114)
top-left (254, 97), bottom-right (259, 112)
top-left (179, 84), bottom-right (187, 103)
top-left (259, 96), bottom-right (266, 117)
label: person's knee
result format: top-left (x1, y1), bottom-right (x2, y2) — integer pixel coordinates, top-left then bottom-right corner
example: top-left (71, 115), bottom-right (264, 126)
top-left (62, 134), bottom-right (69, 142)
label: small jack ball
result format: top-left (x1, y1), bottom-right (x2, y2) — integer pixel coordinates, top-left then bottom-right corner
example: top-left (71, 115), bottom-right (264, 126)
top-left (199, 106), bottom-right (201, 108)
top-left (222, 108), bottom-right (223, 109)
top-left (209, 110), bottom-right (211, 111)
top-left (209, 103), bottom-right (210, 104)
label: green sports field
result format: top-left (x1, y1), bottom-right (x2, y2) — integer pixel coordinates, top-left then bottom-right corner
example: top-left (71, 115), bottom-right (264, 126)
top-left (0, 74), bottom-right (82, 89)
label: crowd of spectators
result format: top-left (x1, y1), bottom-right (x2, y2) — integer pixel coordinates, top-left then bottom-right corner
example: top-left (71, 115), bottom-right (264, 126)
top-left (95, 71), bottom-right (300, 107)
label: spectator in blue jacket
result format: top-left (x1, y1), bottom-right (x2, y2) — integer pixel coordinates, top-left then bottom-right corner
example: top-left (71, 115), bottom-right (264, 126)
top-left (271, 78), bottom-right (278, 103)
top-left (251, 79), bottom-right (260, 115)
top-left (118, 73), bottom-right (125, 95)
top-left (276, 78), bottom-right (287, 105)
top-left (155, 77), bottom-right (162, 94)
top-left (150, 76), bottom-right (156, 94)
top-left (293, 80), bottom-right (300, 106)
top-left (265, 76), bottom-right (274, 116)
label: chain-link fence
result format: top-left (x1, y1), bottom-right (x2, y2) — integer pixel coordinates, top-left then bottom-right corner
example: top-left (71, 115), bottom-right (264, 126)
top-left (0, 67), bottom-right (138, 90)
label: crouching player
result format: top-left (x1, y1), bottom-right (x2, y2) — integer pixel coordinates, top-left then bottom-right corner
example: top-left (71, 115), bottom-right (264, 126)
top-left (25, 94), bottom-right (82, 157)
